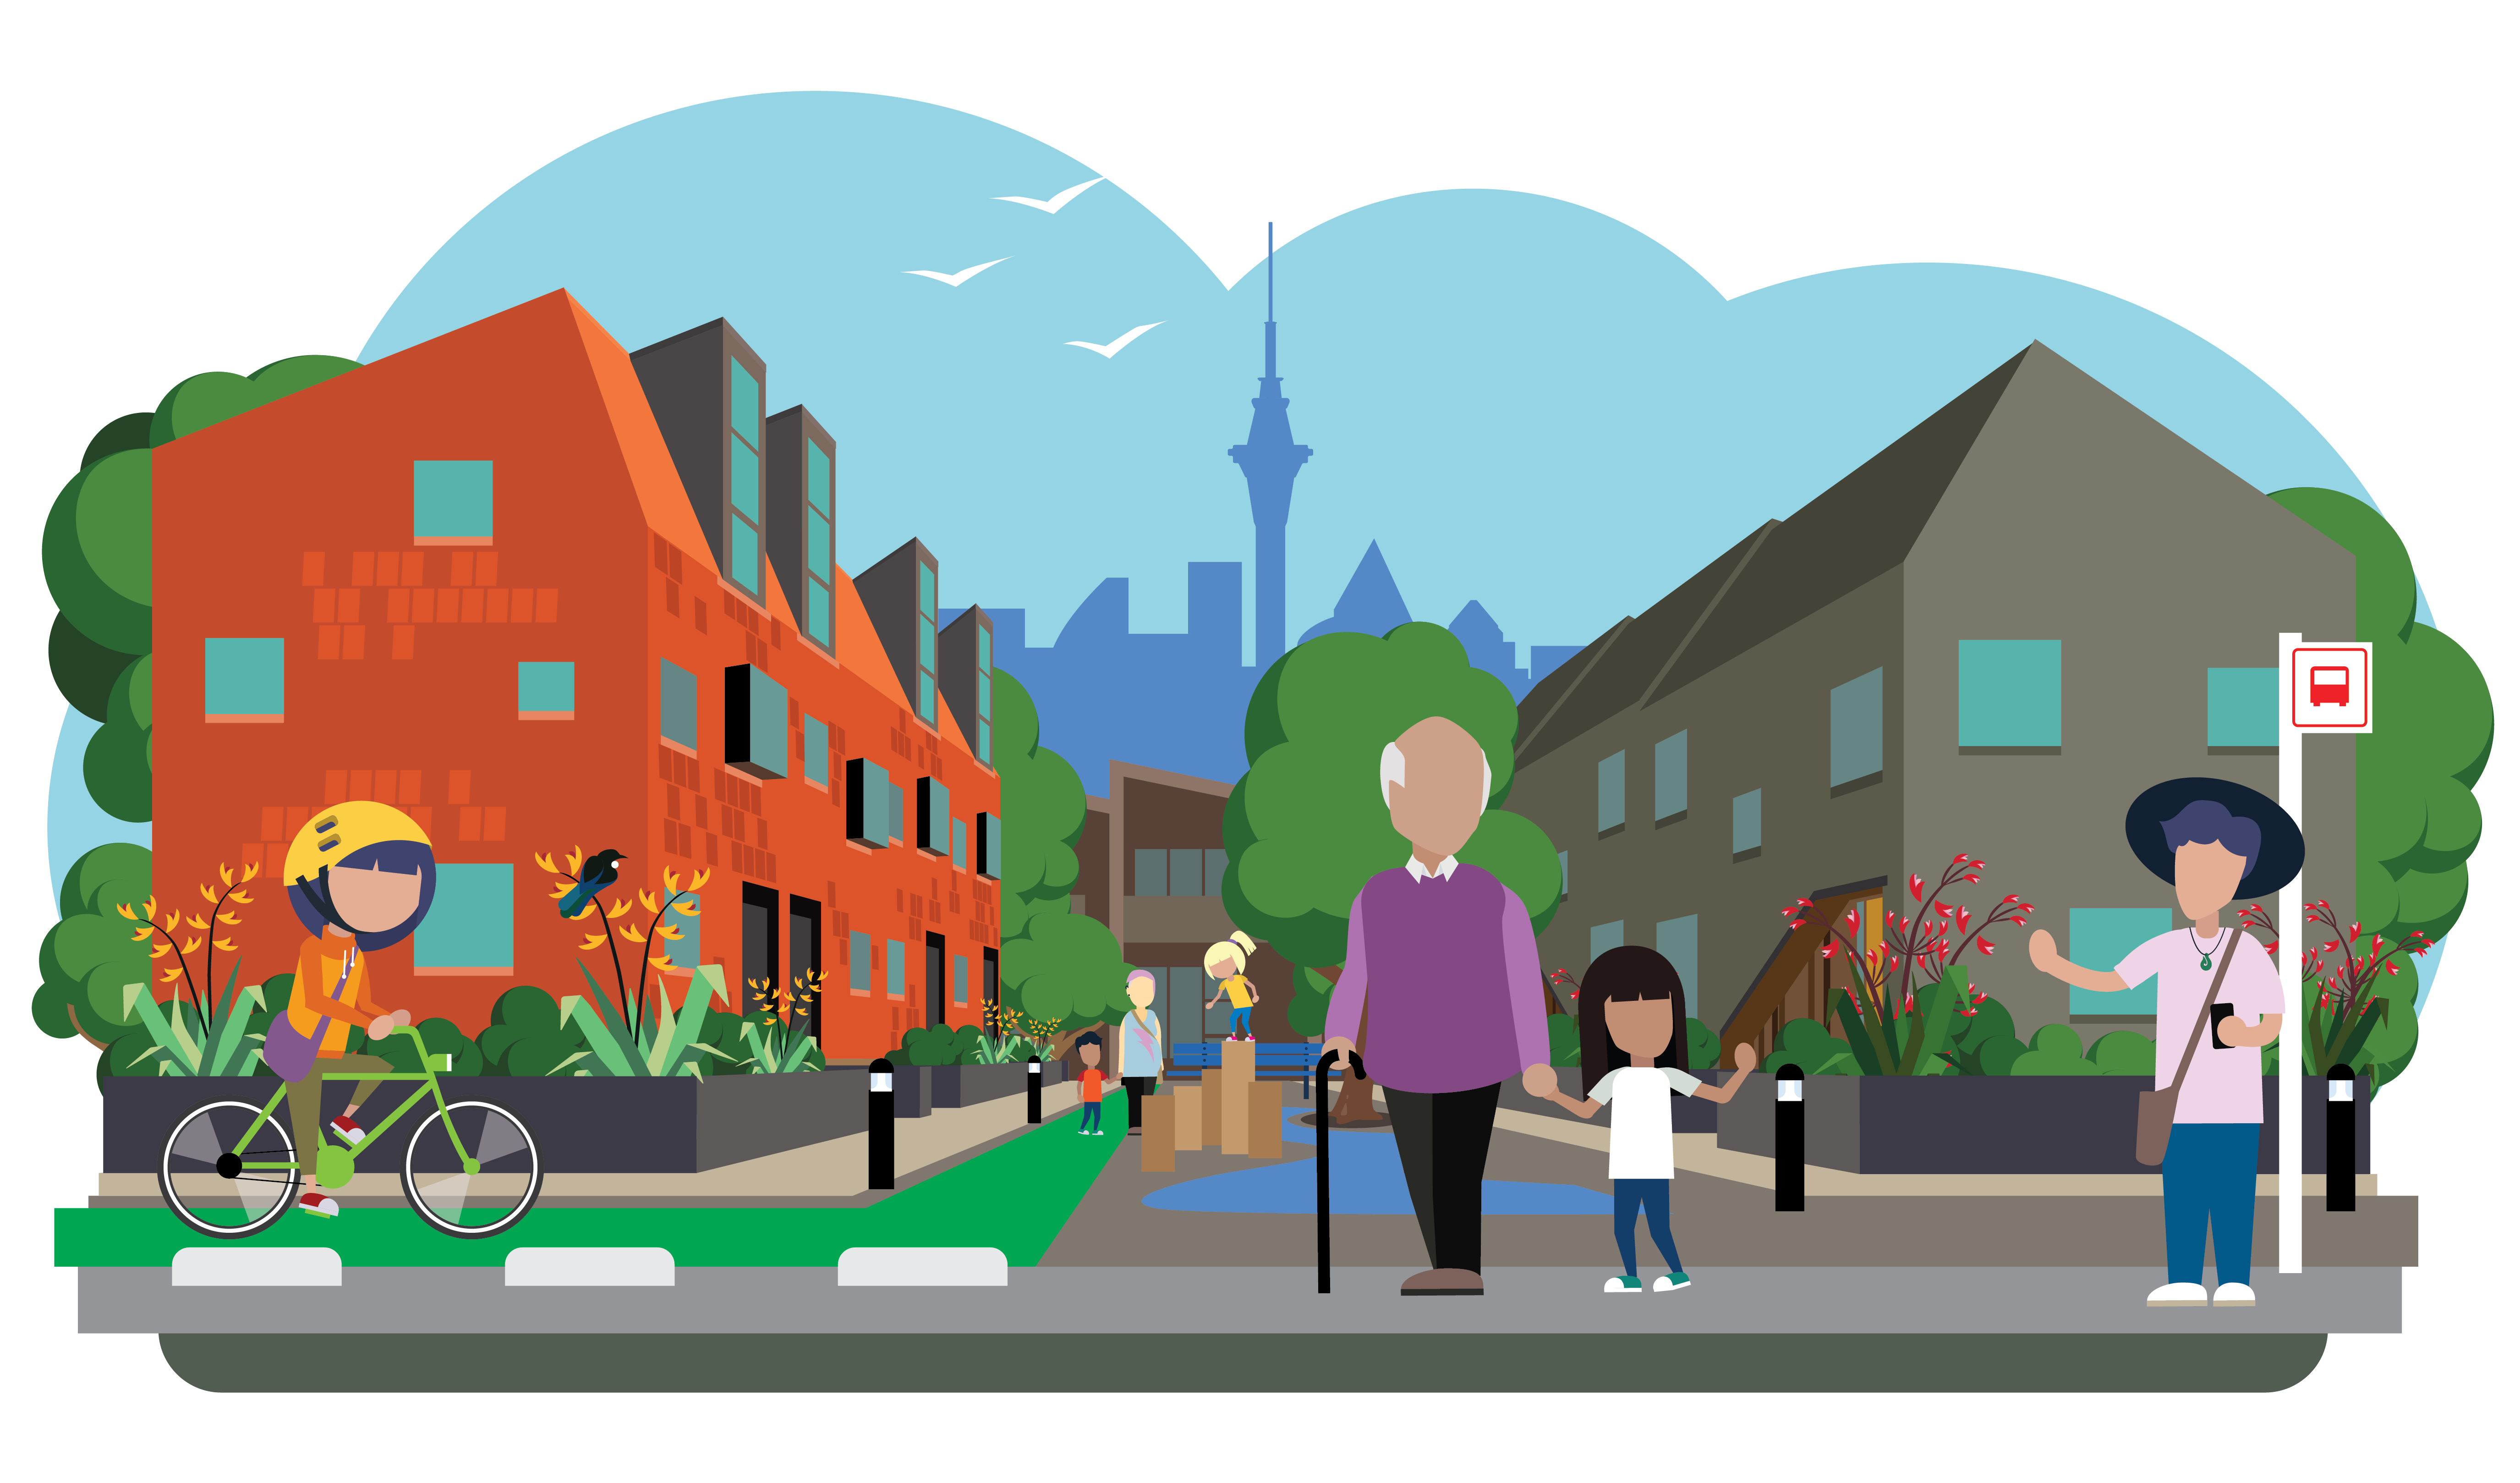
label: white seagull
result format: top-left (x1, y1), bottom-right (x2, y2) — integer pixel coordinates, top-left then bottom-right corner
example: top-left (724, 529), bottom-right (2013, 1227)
top-left (994, 177), bottom-right (1104, 214)
top-left (903, 258), bottom-right (1008, 287)
top-left (1064, 322), bottom-right (1164, 359)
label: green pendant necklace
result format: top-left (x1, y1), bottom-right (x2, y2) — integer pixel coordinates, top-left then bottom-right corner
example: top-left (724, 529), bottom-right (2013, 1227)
top-left (2187, 927), bottom-right (2221, 970)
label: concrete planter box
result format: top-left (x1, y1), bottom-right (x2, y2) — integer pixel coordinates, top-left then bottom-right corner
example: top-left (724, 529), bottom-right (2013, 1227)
top-left (1715, 1073), bottom-right (2371, 1175)
top-left (102, 1069), bottom-right (861, 1175)
top-left (927, 1063), bottom-right (1034, 1109)
top-left (1498, 1066), bottom-right (1723, 1133)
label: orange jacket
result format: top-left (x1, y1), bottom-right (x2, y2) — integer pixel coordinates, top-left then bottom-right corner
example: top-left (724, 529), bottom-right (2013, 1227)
top-left (285, 933), bottom-right (388, 1060)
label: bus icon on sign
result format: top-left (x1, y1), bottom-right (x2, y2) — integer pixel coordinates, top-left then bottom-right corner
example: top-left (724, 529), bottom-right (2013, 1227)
top-left (2289, 643), bottom-right (2373, 732)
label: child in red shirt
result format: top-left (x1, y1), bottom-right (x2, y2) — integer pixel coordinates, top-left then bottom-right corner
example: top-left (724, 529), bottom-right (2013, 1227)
top-left (1075, 1032), bottom-right (1108, 1135)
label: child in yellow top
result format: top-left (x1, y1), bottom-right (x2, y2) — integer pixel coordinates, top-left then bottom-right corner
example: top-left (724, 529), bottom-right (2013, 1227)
top-left (1204, 930), bottom-right (1260, 1041)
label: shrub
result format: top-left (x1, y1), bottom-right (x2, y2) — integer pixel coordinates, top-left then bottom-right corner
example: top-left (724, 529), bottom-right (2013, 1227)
top-left (892, 1024), bottom-right (961, 1066)
top-left (1760, 1017), bottom-right (1863, 1077)
top-left (476, 986), bottom-right (586, 1077)
top-left (2007, 1023), bottom-right (2100, 1076)
top-left (2085, 1029), bottom-right (2156, 1077)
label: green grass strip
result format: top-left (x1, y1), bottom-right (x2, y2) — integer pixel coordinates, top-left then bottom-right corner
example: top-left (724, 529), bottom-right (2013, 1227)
top-left (59, 1093), bottom-right (1129, 1269)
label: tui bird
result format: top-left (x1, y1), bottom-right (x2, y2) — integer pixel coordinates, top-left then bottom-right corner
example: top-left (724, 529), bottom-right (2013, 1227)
top-left (558, 850), bottom-right (629, 918)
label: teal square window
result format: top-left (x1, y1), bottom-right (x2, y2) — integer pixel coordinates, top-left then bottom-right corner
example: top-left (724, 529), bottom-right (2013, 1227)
top-left (803, 715), bottom-right (828, 786)
top-left (1830, 667), bottom-right (1885, 785)
top-left (1957, 640), bottom-right (2062, 746)
top-left (205, 637), bottom-right (285, 718)
top-left (1588, 920), bottom-right (1624, 966)
top-left (850, 931), bottom-right (871, 996)
top-left (887, 940), bottom-right (905, 998)
top-left (806, 442), bottom-right (832, 515)
top-left (732, 666), bottom-right (788, 780)
top-left (517, 662), bottom-right (574, 716)
top-left (730, 360), bottom-right (761, 442)
top-left (2207, 667), bottom-right (2279, 747)
top-left (1653, 730), bottom-right (1687, 820)
top-left (416, 863), bottom-right (512, 970)
top-left (1655, 915), bottom-right (1699, 1020)
top-left (730, 434), bottom-right (760, 523)
top-left (412, 461), bottom-right (493, 541)
top-left (1732, 790), bottom-right (1762, 853)
top-left (728, 518), bottom-right (760, 596)
top-left (2070, 906), bottom-right (2172, 1015)
top-left (1596, 751), bottom-right (1626, 833)
top-left (660, 660), bottom-right (697, 748)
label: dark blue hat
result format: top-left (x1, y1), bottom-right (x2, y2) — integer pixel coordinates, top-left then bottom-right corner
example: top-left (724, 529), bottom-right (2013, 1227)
top-left (2124, 776), bottom-right (2305, 901)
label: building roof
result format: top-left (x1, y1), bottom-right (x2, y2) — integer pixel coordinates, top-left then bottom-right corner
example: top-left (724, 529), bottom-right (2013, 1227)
top-left (1514, 346), bottom-right (2032, 767)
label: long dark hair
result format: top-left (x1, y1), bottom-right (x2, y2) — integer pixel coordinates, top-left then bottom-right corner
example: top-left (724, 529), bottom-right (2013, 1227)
top-left (1577, 945), bottom-right (1684, 1097)
top-left (287, 838), bottom-right (438, 952)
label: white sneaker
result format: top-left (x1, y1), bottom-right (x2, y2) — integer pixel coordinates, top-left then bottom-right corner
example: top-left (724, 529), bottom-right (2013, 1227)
top-left (2146, 1281), bottom-right (2209, 1307)
top-left (1604, 1276), bottom-right (1642, 1293)
top-left (297, 1192), bottom-right (340, 1219)
top-left (2213, 1282), bottom-right (2257, 1307)
top-left (1652, 1272), bottom-right (1691, 1292)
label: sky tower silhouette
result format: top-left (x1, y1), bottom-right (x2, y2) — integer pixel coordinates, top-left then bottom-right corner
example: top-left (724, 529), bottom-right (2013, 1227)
top-left (1228, 223), bottom-right (1313, 668)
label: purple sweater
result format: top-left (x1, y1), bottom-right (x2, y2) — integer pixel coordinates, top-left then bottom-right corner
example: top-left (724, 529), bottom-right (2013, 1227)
top-left (1324, 861), bottom-right (1550, 1094)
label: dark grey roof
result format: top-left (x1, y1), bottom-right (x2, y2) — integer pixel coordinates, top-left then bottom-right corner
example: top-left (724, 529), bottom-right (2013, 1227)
top-left (1515, 347), bottom-right (2032, 767)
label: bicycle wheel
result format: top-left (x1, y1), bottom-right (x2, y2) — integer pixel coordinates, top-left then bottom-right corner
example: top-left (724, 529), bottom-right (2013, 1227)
top-left (160, 1100), bottom-right (300, 1238)
top-left (400, 1100), bottom-right (541, 1237)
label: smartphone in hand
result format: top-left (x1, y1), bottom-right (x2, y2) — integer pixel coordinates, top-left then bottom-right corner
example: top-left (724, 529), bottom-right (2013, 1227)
top-left (2210, 1002), bottom-right (2237, 1048)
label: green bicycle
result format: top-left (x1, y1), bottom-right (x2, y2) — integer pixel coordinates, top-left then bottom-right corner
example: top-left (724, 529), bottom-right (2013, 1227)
top-left (157, 1025), bottom-right (542, 1239)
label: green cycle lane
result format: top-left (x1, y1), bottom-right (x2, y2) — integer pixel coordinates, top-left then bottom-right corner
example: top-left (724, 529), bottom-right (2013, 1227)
top-left (59, 1094), bottom-right (1131, 1269)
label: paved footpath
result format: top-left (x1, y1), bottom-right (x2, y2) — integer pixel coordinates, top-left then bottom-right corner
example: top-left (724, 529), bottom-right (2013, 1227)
top-left (80, 1263), bottom-right (2396, 1336)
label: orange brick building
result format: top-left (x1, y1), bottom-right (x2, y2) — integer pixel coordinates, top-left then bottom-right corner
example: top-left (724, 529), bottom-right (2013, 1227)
top-left (152, 290), bottom-right (1000, 1058)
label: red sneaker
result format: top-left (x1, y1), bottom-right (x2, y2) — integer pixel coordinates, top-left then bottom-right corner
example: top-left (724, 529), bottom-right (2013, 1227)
top-left (298, 1192), bottom-right (340, 1219)
top-left (328, 1115), bottom-right (367, 1147)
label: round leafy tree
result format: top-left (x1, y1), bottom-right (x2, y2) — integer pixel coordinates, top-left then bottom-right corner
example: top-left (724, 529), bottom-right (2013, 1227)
top-left (992, 669), bottom-right (1132, 1043)
top-left (1221, 621), bottom-right (1563, 1037)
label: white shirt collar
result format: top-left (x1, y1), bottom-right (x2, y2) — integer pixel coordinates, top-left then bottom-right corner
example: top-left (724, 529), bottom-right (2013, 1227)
top-left (1404, 855), bottom-right (1460, 881)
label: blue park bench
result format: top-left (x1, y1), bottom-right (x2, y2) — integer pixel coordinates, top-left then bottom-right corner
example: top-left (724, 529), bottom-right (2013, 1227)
top-left (1169, 1041), bottom-right (1323, 1096)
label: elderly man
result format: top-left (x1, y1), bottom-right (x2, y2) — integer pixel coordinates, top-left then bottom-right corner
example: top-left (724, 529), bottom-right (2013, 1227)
top-left (1322, 716), bottom-right (1553, 1296)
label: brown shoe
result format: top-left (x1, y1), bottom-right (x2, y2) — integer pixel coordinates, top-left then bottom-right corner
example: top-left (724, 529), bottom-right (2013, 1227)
top-left (1400, 1268), bottom-right (1484, 1296)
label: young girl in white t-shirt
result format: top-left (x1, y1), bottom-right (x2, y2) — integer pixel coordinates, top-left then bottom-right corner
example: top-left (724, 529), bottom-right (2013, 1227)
top-left (1543, 945), bottom-right (1757, 1293)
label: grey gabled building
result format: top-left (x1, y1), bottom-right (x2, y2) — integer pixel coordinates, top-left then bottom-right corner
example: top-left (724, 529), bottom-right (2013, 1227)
top-left (1509, 343), bottom-right (2355, 1060)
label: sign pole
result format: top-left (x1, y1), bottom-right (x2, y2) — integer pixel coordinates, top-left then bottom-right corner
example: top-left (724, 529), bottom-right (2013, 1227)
top-left (2277, 632), bottom-right (2303, 1275)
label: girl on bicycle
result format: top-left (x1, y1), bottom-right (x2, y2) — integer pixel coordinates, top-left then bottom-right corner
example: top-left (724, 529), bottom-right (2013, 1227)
top-left (1543, 945), bottom-right (1756, 1293)
top-left (265, 803), bottom-right (439, 1219)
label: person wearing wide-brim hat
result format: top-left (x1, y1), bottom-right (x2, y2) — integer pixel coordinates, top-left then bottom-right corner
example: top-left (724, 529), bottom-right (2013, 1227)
top-left (2026, 777), bottom-right (2303, 1310)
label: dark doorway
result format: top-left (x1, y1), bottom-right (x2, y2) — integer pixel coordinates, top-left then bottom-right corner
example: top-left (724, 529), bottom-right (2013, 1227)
top-left (742, 883), bottom-right (779, 1023)
top-left (788, 895), bottom-right (822, 1043)
top-left (925, 932), bottom-right (947, 1027)
top-left (981, 946), bottom-right (999, 1009)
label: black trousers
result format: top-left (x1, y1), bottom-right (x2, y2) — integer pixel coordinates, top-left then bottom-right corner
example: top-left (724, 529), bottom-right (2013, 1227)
top-left (1123, 1076), bottom-right (1156, 1130)
top-left (1383, 1081), bottom-right (1502, 1274)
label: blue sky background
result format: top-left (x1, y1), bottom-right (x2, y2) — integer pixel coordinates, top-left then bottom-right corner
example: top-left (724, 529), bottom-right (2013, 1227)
top-left (358, 91), bottom-right (2396, 664)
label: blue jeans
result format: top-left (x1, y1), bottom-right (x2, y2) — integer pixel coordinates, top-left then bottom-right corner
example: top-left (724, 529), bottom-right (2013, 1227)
top-left (1080, 1102), bottom-right (1102, 1132)
top-left (1228, 1007), bottom-right (1252, 1037)
top-left (1612, 1178), bottom-right (1683, 1279)
top-left (2163, 1122), bottom-right (2259, 1287)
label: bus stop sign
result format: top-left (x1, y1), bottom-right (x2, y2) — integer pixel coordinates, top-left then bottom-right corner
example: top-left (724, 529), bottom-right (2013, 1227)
top-left (2288, 643), bottom-right (2373, 732)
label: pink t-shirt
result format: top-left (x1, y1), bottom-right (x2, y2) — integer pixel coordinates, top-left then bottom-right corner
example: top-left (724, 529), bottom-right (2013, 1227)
top-left (2116, 927), bottom-right (2283, 1123)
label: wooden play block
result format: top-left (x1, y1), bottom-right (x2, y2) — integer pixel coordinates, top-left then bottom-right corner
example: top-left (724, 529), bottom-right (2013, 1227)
top-left (1141, 1097), bottom-right (1176, 1171)
top-left (1200, 1070), bottom-right (1224, 1146)
top-left (1220, 1071), bottom-right (1251, 1156)
top-left (1172, 1085), bottom-right (1205, 1151)
top-left (1245, 1080), bottom-right (1281, 1159)
top-left (1223, 1038), bottom-right (1257, 1076)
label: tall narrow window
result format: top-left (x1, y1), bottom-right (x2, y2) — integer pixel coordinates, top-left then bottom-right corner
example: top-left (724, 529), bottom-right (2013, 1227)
top-left (975, 623), bottom-right (993, 766)
top-left (1830, 667), bottom-right (1885, 785)
top-left (804, 441), bottom-right (835, 651)
top-left (1595, 750), bottom-right (1626, 833)
top-left (914, 557), bottom-right (938, 725)
top-left (1653, 730), bottom-right (1687, 820)
top-left (728, 359), bottom-right (765, 599)
top-left (660, 659), bottom-right (698, 749)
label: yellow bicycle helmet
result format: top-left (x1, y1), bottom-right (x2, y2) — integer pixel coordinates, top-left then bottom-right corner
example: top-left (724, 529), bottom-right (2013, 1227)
top-left (285, 802), bottom-right (438, 947)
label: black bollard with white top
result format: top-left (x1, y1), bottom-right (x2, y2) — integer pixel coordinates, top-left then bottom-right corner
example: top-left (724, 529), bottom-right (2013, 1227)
top-left (1773, 1061), bottom-right (1806, 1213)
top-left (1026, 1058), bottom-right (1043, 1126)
top-left (2326, 1064), bottom-right (2357, 1212)
top-left (868, 1056), bottom-right (897, 1191)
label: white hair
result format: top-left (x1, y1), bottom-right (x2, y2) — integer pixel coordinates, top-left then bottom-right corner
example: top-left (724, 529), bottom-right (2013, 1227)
top-left (1381, 738), bottom-right (1492, 811)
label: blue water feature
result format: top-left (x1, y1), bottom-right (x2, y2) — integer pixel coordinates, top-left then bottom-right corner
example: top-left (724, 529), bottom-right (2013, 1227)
top-left (1142, 1108), bottom-right (1611, 1215)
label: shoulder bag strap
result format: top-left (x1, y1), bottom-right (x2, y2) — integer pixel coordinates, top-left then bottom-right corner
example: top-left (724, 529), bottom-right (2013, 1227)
top-left (2164, 931), bottom-right (2244, 1097)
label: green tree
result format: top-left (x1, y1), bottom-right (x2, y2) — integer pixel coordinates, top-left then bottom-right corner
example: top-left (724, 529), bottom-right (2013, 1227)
top-left (43, 356), bottom-right (362, 823)
top-left (1221, 624), bottom-right (1564, 1114)
top-left (992, 669), bottom-right (1132, 1047)
top-left (2271, 489), bottom-right (2491, 953)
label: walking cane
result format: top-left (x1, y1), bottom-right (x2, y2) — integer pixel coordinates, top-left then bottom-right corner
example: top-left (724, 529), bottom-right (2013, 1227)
top-left (1316, 1048), bottom-right (1365, 1294)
